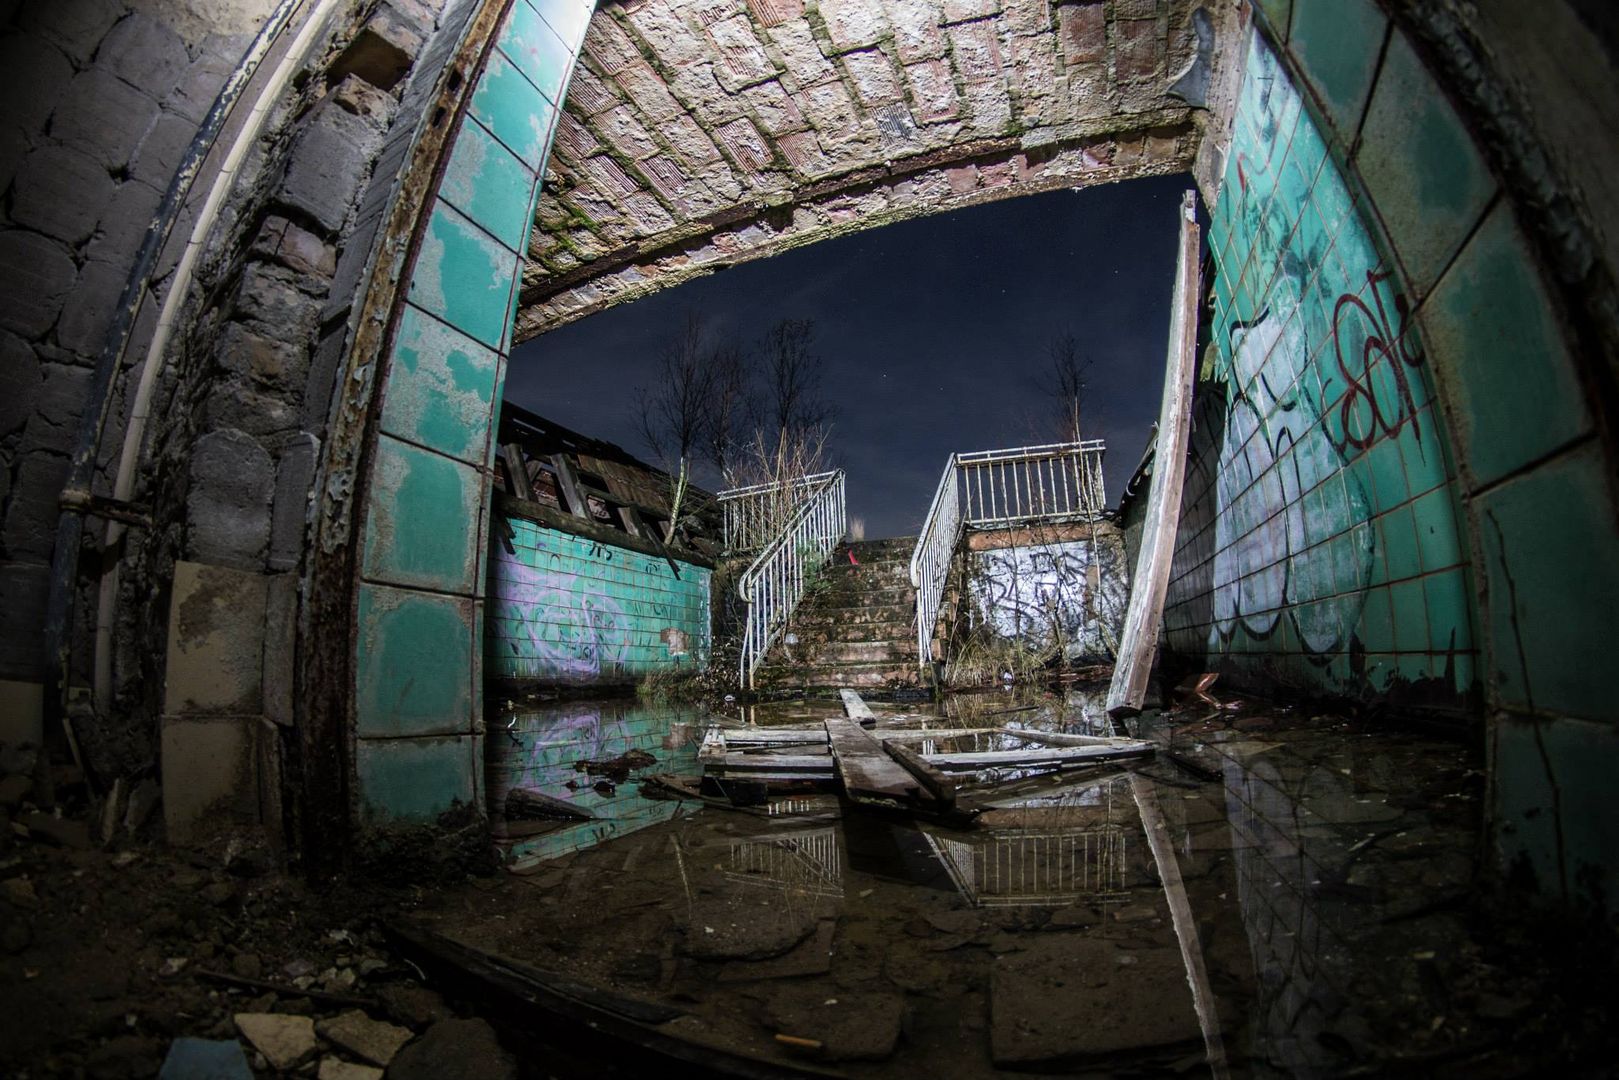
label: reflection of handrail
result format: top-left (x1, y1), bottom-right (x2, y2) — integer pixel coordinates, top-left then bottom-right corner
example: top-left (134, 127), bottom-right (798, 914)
top-left (909, 440), bottom-right (1107, 672)
top-left (735, 471), bottom-right (846, 689)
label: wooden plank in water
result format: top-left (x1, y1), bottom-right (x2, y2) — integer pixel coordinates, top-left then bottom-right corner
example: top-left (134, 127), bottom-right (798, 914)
top-left (1108, 190), bottom-right (1202, 718)
top-left (994, 727), bottom-right (1138, 747)
top-left (839, 689), bottom-right (877, 724)
top-left (883, 740), bottom-right (957, 809)
top-left (698, 727), bottom-right (728, 764)
top-left (823, 717), bottom-right (928, 805)
top-left (923, 741), bottom-right (1154, 770)
top-left (715, 753), bottom-right (833, 775)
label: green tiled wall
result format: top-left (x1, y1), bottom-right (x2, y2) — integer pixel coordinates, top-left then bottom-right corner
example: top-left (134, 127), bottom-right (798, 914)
top-left (354, 0), bottom-right (595, 823)
top-left (1170, 7), bottom-right (1619, 912)
top-left (487, 516), bottom-right (712, 685)
top-left (1165, 29), bottom-right (1477, 705)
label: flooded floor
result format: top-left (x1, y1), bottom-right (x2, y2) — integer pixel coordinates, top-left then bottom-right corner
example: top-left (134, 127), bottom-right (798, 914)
top-left (414, 686), bottom-right (1606, 1077)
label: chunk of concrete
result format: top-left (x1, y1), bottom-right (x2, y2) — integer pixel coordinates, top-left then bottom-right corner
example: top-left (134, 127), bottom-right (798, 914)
top-left (385, 1019), bottom-right (516, 1080)
top-left (320, 1060), bottom-right (383, 1080)
top-left (316, 1010), bottom-right (413, 1067)
top-left (234, 1013), bottom-right (317, 1071)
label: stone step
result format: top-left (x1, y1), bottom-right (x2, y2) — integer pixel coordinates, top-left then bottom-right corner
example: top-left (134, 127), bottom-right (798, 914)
top-left (775, 639), bottom-right (910, 664)
top-left (812, 584), bottom-right (916, 605)
top-left (795, 621), bottom-right (916, 643)
top-left (752, 659), bottom-right (924, 691)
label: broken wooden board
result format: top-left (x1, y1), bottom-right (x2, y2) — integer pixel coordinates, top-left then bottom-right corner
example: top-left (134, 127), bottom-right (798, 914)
top-left (1107, 189), bottom-right (1202, 719)
top-left (699, 726), bottom-right (728, 764)
top-left (882, 740), bottom-right (957, 809)
top-left (995, 728), bottom-right (1138, 747)
top-left (923, 741), bottom-right (1153, 771)
top-left (839, 689), bottom-right (876, 725)
top-left (823, 717), bottom-right (931, 808)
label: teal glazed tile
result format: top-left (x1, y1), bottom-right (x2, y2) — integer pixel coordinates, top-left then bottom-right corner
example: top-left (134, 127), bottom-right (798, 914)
top-left (1398, 404), bottom-right (1450, 496)
top-left (440, 118), bottom-right (537, 254)
top-left (1355, 31), bottom-right (1496, 297)
top-left (534, 0), bottom-right (595, 52)
top-left (409, 199), bottom-right (520, 351)
top-left (381, 304), bottom-right (500, 465)
top-left (471, 48), bottom-right (557, 167)
top-left (363, 434), bottom-right (483, 594)
top-left (355, 735), bottom-right (477, 822)
top-left (1378, 501), bottom-right (1421, 581)
top-left (1421, 202), bottom-right (1590, 489)
top-left (1286, 0), bottom-right (1386, 138)
top-left (1477, 445), bottom-right (1619, 722)
top-left (501, 0), bottom-right (573, 105)
top-left (1387, 578), bottom-right (1427, 652)
top-left (355, 584), bottom-right (475, 738)
top-left (1410, 485), bottom-right (1464, 572)
top-left (1422, 567), bottom-right (1472, 652)
top-left (1356, 586), bottom-right (1394, 653)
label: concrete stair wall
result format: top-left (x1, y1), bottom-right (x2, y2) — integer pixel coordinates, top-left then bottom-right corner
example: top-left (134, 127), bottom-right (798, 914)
top-left (751, 538), bottom-right (925, 694)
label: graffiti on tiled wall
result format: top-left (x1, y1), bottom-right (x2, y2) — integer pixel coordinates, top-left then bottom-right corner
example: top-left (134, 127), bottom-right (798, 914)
top-left (1163, 32), bottom-right (1476, 704)
top-left (487, 516), bottom-right (711, 685)
top-left (967, 533), bottom-right (1128, 663)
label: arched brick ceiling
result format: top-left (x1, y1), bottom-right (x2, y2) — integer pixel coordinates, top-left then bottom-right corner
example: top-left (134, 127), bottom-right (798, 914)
top-left (516, 0), bottom-right (1211, 340)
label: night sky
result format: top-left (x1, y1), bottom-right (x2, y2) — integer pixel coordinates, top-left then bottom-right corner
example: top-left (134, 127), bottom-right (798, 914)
top-left (506, 172), bottom-right (1190, 539)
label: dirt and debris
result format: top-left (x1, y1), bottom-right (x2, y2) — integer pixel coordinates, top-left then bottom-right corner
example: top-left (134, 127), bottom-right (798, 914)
top-left (4, 685), bottom-right (1618, 1078)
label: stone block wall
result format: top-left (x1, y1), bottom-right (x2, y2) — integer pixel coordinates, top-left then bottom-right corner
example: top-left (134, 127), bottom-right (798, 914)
top-left (0, 1), bottom-right (278, 689)
top-left (486, 514), bottom-right (712, 687)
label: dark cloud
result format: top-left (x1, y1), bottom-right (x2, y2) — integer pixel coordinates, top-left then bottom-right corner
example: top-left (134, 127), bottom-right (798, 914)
top-left (507, 173), bottom-right (1190, 538)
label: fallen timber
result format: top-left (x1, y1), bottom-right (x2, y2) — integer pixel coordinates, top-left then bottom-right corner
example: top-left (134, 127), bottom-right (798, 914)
top-left (691, 692), bottom-right (1154, 826)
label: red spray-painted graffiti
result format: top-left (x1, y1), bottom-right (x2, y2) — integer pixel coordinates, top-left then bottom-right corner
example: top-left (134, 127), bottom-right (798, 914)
top-left (1328, 269), bottom-right (1426, 453)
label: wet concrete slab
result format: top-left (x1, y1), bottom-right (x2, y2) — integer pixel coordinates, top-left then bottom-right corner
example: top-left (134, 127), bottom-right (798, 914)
top-left (431, 684), bottom-right (1589, 1077)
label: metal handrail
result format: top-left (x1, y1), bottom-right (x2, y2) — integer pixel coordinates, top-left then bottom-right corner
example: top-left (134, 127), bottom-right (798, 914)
top-left (909, 454), bottom-right (961, 672)
top-left (736, 470), bottom-right (846, 688)
top-left (717, 470), bottom-right (840, 553)
top-left (958, 440), bottom-right (1106, 528)
top-left (909, 441), bottom-right (1107, 671)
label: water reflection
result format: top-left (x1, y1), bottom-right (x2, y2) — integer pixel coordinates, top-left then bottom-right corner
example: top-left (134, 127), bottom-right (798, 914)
top-left (454, 686), bottom-right (1491, 1076)
top-left (488, 698), bottom-right (704, 867)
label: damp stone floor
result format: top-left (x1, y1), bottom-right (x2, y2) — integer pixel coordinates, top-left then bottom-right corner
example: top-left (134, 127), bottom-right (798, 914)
top-left (407, 686), bottom-right (1605, 1078)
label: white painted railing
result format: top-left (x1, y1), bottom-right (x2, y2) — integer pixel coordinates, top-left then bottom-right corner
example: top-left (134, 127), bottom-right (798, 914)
top-left (717, 470), bottom-right (841, 553)
top-left (909, 441), bottom-right (1106, 671)
top-left (957, 440), bottom-right (1106, 527)
top-left (736, 470), bottom-right (846, 688)
top-left (909, 454), bottom-right (961, 672)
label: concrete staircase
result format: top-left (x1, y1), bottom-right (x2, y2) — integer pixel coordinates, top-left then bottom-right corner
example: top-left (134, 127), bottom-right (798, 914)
top-left (751, 538), bottom-right (925, 694)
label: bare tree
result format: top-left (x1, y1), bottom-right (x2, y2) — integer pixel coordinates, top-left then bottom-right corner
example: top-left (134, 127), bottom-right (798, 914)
top-left (1036, 330), bottom-right (1094, 443)
top-left (635, 312), bottom-right (715, 538)
top-left (757, 317), bottom-right (833, 454)
top-left (702, 341), bottom-right (752, 486)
